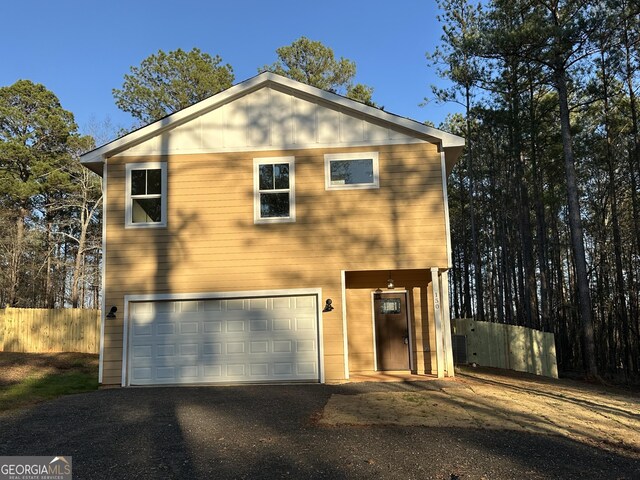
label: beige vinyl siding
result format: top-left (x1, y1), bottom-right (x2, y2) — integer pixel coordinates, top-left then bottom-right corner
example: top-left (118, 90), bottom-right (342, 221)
top-left (102, 143), bottom-right (447, 384)
top-left (345, 288), bottom-right (375, 372)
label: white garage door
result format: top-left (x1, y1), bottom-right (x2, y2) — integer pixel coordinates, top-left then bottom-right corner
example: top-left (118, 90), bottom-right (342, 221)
top-left (127, 295), bottom-right (319, 385)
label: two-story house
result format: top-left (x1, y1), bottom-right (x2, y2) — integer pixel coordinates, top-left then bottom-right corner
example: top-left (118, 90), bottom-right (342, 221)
top-left (80, 72), bottom-right (464, 387)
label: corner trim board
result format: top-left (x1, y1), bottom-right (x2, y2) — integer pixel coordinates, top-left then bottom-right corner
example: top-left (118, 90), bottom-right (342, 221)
top-left (431, 268), bottom-right (445, 378)
top-left (98, 163), bottom-right (106, 384)
top-left (440, 270), bottom-right (455, 377)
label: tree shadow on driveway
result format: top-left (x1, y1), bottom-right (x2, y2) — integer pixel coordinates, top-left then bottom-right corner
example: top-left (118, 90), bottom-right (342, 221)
top-left (0, 383), bottom-right (637, 479)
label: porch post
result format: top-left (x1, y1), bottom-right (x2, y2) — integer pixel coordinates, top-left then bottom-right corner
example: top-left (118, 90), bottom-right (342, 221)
top-left (441, 270), bottom-right (455, 377)
top-left (431, 267), bottom-right (445, 378)
top-left (341, 270), bottom-right (349, 380)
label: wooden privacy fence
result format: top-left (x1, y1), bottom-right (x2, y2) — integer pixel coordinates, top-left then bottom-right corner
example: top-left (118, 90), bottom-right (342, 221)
top-left (0, 307), bottom-right (101, 354)
top-left (453, 318), bottom-right (558, 379)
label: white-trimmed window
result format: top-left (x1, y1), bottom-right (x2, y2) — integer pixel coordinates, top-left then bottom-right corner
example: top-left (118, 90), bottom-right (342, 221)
top-left (324, 152), bottom-right (379, 190)
top-left (125, 162), bottom-right (167, 228)
top-left (254, 157), bottom-right (295, 223)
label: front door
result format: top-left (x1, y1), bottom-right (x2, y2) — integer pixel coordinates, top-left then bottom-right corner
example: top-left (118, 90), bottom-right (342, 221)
top-left (374, 292), bottom-right (410, 370)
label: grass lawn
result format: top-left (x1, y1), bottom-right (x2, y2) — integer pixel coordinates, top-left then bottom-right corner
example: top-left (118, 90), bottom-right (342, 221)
top-left (0, 352), bottom-right (98, 413)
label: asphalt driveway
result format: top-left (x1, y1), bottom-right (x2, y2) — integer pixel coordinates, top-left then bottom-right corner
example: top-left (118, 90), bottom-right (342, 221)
top-left (0, 379), bottom-right (637, 479)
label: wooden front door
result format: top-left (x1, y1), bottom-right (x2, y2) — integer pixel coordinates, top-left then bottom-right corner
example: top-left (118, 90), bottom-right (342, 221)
top-left (374, 292), bottom-right (410, 370)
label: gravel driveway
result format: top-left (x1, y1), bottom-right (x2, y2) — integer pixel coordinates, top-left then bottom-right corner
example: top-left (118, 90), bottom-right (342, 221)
top-left (0, 375), bottom-right (638, 479)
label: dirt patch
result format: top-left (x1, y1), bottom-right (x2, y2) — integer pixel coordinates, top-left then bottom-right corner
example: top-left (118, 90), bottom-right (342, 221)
top-left (320, 367), bottom-right (640, 457)
top-left (0, 352), bottom-right (98, 386)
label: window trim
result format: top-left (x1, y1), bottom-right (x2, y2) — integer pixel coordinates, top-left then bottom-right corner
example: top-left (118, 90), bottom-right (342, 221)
top-left (324, 151), bottom-right (379, 190)
top-left (253, 156), bottom-right (296, 224)
top-left (125, 162), bottom-right (167, 228)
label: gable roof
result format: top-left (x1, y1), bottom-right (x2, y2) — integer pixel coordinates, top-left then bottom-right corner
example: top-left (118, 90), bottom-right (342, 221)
top-left (80, 72), bottom-right (464, 174)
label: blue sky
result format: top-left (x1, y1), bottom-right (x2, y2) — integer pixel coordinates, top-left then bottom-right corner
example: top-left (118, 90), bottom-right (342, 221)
top-left (2, 0), bottom-right (460, 141)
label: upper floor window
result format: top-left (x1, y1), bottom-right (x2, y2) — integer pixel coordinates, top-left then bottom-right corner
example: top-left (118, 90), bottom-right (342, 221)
top-left (253, 157), bottom-right (295, 224)
top-left (125, 162), bottom-right (167, 228)
top-left (324, 152), bottom-right (379, 190)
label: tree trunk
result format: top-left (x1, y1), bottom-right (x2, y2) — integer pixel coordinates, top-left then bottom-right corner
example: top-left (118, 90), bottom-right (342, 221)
top-left (71, 221), bottom-right (88, 308)
top-left (601, 50), bottom-right (632, 377)
top-left (623, 20), bottom-right (640, 374)
top-left (554, 68), bottom-right (598, 378)
top-left (460, 173), bottom-right (473, 317)
top-left (528, 77), bottom-right (550, 331)
top-left (8, 210), bottom-right (27, 307)
top-left (465, 87), bottom-right (484, 320)
top-left (45, 220), bottom-right (56, 308)
top-left (507, 65), bottom-right (538, 328)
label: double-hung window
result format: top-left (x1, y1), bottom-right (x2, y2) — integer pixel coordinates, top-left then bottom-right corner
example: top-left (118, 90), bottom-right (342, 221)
top-left (325, 152), bottom-right (379, 190)
top-left (253, 157), bottom-right (295, 223)
top-left (125, 162), bottom-right (167, 228)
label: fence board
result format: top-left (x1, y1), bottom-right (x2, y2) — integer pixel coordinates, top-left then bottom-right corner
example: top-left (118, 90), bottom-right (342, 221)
top-left (0, 307), bottom-right (101, 354)
top-left (453, 318), bottom-right (558, 379)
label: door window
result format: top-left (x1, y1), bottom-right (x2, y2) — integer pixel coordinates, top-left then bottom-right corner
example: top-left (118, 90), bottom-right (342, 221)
top-left (380, 298), bottom-right (401, 314)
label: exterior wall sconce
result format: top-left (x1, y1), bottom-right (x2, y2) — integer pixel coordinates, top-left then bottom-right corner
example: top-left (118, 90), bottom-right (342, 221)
top-left (106, 306), bottom-right (117, 318)
top-left (387, 276), bottom-right (395, 289)
top-left (323, 299), bottom-right (334, 312)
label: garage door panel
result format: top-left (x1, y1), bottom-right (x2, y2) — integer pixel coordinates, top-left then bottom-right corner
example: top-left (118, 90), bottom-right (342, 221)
top-left (273, 340), bottom-right (293, 353)
top-left (132, 302), bottom-right (153, 314)
top-left (132, 345), bottom-right (152, 358)
top-left (156, 344), bottom-right (176, 356)
top-left (250, 341), bottom-right (269, 353)
top-left (295, 296), bottom-right (316, 308)
top-left (273, 297), bottom-right (293, 309)
top-left (179, 343), bottom-right (199, 356)
top-left (157, 322), bottom-right (176, 335)
top-left (180, 365), bottom-right (199, 378)
top-left (297, 339), bottom-right (316, 352)
top-left (297, 362), bottom-right (317, 375)
top-left (226, 320), bottom-right (246, 332)
top-left (133, 367), bottom-right (152, 380)
top-left (156, 366), bottom-right (176, 379)
top-left (203, 365), bottom-right (222, 377)
top-left (179, 300), bottom-right (200, 312)
top-left (249, 319), bottom-right (269, 331)
top-left (203, 321), bottom-right (222, 333)
top-left (227, 364), bottom-right (245, 376)
top-left (226, 299), bottom-right (245, 310)
top-left (129, 294), bottom-right (319, 385)
top-left (273, 363), bottom-right (293, 375)
top-left (295, 316), bottom-right (316, 330)
top-left (133, 324), bottom-right (153, 336)
top-left (248, 298), bottom-right (269, 310)
top-left (250, 363), bottom-right (269, 376)
top-left (179, 322), bottom-right (199, 334)
top-left (203, 300), bottom-right (223, 311)
top-left (155, 302), bottom-right (175, 313)
top-left (226, 342), bottom-right (246, 354)
top-left (272, 318), bottom-right (293, 331)
top-left (203, 343), bottom-right (223, 354)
